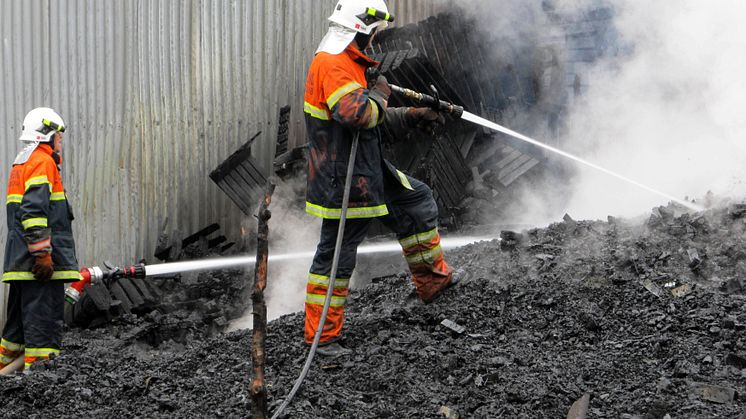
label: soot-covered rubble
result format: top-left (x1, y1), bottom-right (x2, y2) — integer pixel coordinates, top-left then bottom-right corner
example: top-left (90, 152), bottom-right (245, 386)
top-left (1, 202), bottom-right (746, 418)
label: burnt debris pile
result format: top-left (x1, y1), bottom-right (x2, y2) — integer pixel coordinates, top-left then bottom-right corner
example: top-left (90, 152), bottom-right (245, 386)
top-left (65, 223), bottom-right (249, 348)
top-left (2, 202), bottom-right (745, 417)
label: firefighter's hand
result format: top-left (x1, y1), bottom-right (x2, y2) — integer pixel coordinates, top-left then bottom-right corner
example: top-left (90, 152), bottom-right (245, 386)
top-left (32, 253), bottom-right (54, 282)
top-left (369, 75), bottom-right (391, 102)
top-left (405, 107), bottom-right (446, 137)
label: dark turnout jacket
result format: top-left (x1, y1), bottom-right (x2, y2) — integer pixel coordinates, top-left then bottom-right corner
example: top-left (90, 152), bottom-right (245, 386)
top-left (3, 143), bottom-right (80, 282)
top-left (303, 44), bottom-right (414, 219)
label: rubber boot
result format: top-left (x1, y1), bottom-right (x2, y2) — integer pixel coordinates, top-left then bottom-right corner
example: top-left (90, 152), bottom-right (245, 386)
top-left (424, 267), bottom-right (469, 304)
top-left (316, 342), bottom-right (352, 357)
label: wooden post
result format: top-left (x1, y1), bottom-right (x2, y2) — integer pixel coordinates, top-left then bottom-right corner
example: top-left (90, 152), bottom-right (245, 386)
top-left (250, 181), bottom-right (275, 419)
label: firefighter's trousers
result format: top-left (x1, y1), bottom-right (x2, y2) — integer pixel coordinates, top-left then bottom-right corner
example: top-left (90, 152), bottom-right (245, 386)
top-left (305, 174), bottom-right (453, 344)
top-left (0, 281), bottom-right (64, 369)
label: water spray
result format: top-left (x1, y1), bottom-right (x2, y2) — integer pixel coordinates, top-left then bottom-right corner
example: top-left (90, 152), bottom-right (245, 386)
top-left (65, 236), bottom-right (491, 305)
top-left (390, 84), bottom-right (703, 212)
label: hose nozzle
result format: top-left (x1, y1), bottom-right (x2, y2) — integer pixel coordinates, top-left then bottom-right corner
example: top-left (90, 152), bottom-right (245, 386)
top-left (66, 263), bottom-right (146, 305)
top-left (389, 84), bottom-right (464, 119)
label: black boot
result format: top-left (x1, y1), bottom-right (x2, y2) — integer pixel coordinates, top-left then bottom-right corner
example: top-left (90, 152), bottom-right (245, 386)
top-left (316, 342), bottom-right (352, 357)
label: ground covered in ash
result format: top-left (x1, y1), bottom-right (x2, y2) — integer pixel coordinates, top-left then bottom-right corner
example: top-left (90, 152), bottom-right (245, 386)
top-left (2, 203), bottom-right (746, 418)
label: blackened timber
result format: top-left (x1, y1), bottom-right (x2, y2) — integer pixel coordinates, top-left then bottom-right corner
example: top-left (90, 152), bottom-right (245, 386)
top-left (274, 106), bottom-right (291, 158)
top-left (119, 278), bottom-right (145, 308)
top-left (182, 223), bottom-right (221, 248)
top-left (210, 131), bottom-right (268, 216)
top-left (250, 181), bottom-right (275, 419)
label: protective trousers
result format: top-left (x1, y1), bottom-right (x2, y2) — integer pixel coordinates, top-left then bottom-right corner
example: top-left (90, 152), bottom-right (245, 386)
top-left (0, 281), bottom-right (64, 369)
top-left (304, 174), bottom-right (453, 344)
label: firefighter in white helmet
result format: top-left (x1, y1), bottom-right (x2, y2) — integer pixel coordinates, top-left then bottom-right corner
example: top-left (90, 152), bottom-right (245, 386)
top-left (302, 0), bottom-right (463, 357)
top-left (0, 107), bottom-right (81, 372)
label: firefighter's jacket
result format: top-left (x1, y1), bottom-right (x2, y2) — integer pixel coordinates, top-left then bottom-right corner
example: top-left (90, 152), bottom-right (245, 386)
top-left (303, 44), bottom-right (414, 219)
top-left (3, 143), bottom-right (80, 282)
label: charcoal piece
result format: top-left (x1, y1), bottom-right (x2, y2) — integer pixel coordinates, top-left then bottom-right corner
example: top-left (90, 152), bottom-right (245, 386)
top-left (118, 278), bottom-right (145, 307)
top-left (109, 282), bottom-right (133, 314)
top-left (131, 277), bottom-right (157, 304)
top-left (725, 353), bottom-right (746, 369)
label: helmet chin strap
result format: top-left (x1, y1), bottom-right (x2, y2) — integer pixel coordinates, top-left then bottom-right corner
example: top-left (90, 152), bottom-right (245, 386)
top-left (353, 27), bottom-right (377, 51)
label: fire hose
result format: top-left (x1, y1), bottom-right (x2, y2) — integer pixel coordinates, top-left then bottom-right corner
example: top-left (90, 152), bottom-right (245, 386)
top-left (270, 131), bottom-right (360, 419)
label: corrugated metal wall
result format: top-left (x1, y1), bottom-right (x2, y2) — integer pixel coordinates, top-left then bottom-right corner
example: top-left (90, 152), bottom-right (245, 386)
top-left (0, 0), bottom-right (448, 329)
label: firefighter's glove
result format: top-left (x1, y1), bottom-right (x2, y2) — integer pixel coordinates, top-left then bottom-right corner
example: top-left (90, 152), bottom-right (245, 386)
top-left (369, 75), bottom-right (391, 107)
top-left (32, 253), bottom-right (54, 282)
top-left (405, 107), bottom-right (446, 137)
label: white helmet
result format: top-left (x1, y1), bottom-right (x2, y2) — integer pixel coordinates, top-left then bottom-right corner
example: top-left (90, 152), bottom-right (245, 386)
top-left (316, 0), bottom-right (394, 55)
top-left (19, 107), bottom-right (66, 143)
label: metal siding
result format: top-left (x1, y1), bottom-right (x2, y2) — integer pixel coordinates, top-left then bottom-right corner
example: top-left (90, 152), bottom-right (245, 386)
top-left (0, 0), bottom-right (443, 328)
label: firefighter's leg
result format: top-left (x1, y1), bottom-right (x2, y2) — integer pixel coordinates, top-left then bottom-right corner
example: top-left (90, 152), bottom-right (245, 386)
top-left (304, 217), bottom-right (371, 344)
top-left (0, 283), bottom-right (25, 368)
top-left (21, 281), bottom-right (64, 369)
top-left (381, 175), bottom-right (453, 303)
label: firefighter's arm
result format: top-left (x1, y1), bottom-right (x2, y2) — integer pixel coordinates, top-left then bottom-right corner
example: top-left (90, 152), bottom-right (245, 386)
top-left (383, 107), bottom-right (411, 139)
top-left (19, 161), bottom-right (54, 256)
top-left (325, 69), bottom-right (389, 129)
top-left (385, 107), bottom-right (447, 141)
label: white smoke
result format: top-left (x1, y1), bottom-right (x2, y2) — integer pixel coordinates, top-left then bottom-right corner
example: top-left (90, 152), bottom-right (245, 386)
top-left (462, 0), bottom-right (746, 223)
top-left (229, 177), bottom-right (319, 330)
top-left (561, 1), bottom-right (746, 219)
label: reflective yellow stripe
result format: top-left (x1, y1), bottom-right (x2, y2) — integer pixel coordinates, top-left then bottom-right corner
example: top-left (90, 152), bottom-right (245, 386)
top-left (306, 293), bottom-right (347, 307)
top-left (22, 217), bottom-right (48, 229)
top-left (24, 176), bottom-right (51, 192)
top-left (1, 339), bottom-right (24, 352)
top-left (366, 99), bottom-right (380, 129)
top-left (50, 192), bottom-right (66, 201)
top-left (399, 227), bottom-right (438, 249)
top-left (326, 82), bottom-right (362, 109)
top-left (396, 169), bottom-right (413, 191)
top-left (307, 273), bottom-right (350, 289)
top-left (2, 272), bottom-right (34, 281)
top-left (24, 347), bottom-right (60, 356)
top-left (6, 194), bottom-right (23, 204)
top-left (52, 270), bottom-right (83, 281)
top-left (3, 270), bottom-right (82, 282)
top-left (305, 202), bottom-right (388, 219)
top-left (405, 244), bottom-right (443, 266)
top-left (304, 102), bottom-right (331, 121)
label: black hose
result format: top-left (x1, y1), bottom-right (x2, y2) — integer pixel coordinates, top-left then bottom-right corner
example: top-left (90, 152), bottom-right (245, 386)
top-left (270, 132), bottom-right (360, 419)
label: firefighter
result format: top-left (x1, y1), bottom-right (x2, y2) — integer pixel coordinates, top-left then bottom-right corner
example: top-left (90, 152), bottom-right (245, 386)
top-left (0, 107), bottom-right (81, 372)
top-left (303, 0), bottom-right (465, 357)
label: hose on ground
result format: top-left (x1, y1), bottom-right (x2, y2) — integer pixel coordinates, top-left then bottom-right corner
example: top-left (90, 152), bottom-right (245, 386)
top-left (270, 132), bottom-right (360, 419)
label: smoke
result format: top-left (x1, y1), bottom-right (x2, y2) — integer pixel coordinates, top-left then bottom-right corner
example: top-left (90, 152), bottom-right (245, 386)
top-left (229, 176), bottom-right (319, 330)
top-left (561, 1), bottom-right (746, 219)
top-left (461, 0), bottom-right (746, 223)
